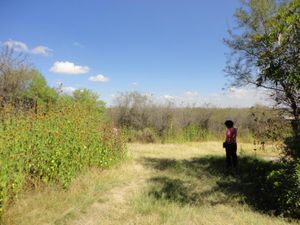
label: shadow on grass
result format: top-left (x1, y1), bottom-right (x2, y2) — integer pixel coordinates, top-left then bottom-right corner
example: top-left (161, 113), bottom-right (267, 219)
top-left (141, 155), bottom-right (285, 215)
top-left (148, 176), bottom-right (201, 205)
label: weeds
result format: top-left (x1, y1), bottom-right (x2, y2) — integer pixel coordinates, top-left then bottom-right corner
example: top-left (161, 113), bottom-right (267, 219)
top-left (0, 99), bottom-right (126, 217)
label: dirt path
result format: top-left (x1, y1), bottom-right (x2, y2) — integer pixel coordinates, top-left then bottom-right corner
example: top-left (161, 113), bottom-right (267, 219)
top-left (69, 164), bottom-right (148, 225)
top-left (58, 143), bottom-right (203, 225)
top-left (50, 160), bottom-right (150, 225)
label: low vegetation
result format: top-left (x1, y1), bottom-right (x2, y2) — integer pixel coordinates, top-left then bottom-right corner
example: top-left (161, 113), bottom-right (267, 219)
top-left (2, 143), bottom-right (298, 225)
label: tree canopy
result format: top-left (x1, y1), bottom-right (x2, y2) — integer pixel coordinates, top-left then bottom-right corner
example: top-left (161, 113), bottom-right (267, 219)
top-left (73, 89), bottom-right (105, 114)
top-left (225, 0), bottom-right (300, 137)
top-left (0, 47), bottom-right (58, 103)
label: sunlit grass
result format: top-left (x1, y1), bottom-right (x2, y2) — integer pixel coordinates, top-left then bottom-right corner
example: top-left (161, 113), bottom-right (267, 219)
top-left (2, 143), bottom-right (295, 225)
top-left (129, 142), bottom-right (281, 158)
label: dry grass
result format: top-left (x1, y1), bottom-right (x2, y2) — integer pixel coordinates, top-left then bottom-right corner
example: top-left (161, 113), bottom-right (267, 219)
top-left (130, 142), bottom-right (280, 159)
top-left (2, 142), bottom-right (296, 225)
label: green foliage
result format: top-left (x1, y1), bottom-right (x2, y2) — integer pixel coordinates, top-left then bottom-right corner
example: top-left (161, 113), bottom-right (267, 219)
top-left (225, 0), bottom-right (300, 140)
top-left (284, 136), bottom-right (300, 159)
top-left (257, 0), bottom-right (300, 89)
top-left (22, 70), bottom-right (58, 103)
top-left (249, 106), bottom-right (291, 144)
top-left (0, 99), bottom-right (126, 217)
top-left (182, 124), bottom-right (206, 142)
top-left (266, 162), bottom-right (300, 217)
top-left (73, 89), bottom-right (105, 113)
top-left (257, 0), bottom-right (300, 138)
top-left (0, 49), bottom-right (58, 104)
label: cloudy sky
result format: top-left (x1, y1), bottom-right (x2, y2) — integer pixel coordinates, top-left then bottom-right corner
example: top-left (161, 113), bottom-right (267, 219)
top-left (0, 0), bottom-right (270, 107)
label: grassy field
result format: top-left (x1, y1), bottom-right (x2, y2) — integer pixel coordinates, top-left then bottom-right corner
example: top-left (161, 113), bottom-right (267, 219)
top-left (2, 142), bottom-right (297, 225)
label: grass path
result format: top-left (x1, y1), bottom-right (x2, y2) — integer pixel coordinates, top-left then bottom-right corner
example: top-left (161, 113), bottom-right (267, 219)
top-left (3, 143), bottom-right (297, 225)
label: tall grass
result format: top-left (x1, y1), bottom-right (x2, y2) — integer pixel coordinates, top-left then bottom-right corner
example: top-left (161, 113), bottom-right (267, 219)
top-left (0, 99), bottom-right (126, 217)
top-left (122, 125), bottom-right (254, 144)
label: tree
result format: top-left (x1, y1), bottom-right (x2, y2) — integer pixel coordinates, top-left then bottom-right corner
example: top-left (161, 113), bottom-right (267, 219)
top-left (0, 47), bottom-right (58, 104)
top-left (112, 91), bottom-right (153, 129)
top-left (0, 46), bottom-right (32, 97)
top-left (225, 0), bottom-right (299, 139)
top-left (22, 70), bottom-right (58, 103)
top-left (73, 89), bottom-right (105, 114)
top-left (257, 0), bottom-right (300, 137)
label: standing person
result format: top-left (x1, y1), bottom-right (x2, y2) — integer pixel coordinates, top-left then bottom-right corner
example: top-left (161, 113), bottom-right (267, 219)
top-left (224, 120), bottom-right (238, 168)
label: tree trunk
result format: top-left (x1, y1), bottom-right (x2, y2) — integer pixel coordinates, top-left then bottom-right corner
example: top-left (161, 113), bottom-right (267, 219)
top-left (291, 102), bottom-right (299, 138)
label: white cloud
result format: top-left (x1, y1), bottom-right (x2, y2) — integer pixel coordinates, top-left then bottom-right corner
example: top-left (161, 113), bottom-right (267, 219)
top-left (132, 82), bottom-right (138, 86)
top-left (161, 91), bottom-right (202, 106)
top-left (207, 88), bottom-right (271, 107)
top-left (226, 87), bottom-right (256, 99)
top-left (3, 40), bottom-right (29, 52)
top-left (184, 91), bottom-right (199, 96)
top-left (3, 39), bottom-right (52, 56)
top-left (31, 45), bottom-right (52, 56)
top-left (164, 95), bottom-right (175, 100)
top-left (89, 74), bottom-right (110, 82)
top-left (50, 61), bottom-right (90, 74)
top-left (158, 88), bottom-right (270, 108)
top-left (61, 86), bottom-right (77, 95)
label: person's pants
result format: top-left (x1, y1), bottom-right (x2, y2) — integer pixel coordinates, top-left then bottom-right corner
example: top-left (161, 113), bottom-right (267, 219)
top-left (225, 143), bottom-right (237, 167)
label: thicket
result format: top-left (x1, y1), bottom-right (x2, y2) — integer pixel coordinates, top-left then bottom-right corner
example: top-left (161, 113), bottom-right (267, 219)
top-left (0, 95), bottom-right (126, 217)
top-left (0, 48), bottom-right (126, 217)
top-left (109, 91), bottom-right (291, 144)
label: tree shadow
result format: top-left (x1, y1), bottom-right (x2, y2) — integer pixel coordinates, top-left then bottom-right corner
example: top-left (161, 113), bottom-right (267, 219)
top-left (148, 176), bottom-right (201, 205)
top-left (141, 155), bottom-right (286, 215)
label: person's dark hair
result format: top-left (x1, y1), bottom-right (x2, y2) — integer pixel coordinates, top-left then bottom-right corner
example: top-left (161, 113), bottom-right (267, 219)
top-left (224, 120), bottom-right (234, 128)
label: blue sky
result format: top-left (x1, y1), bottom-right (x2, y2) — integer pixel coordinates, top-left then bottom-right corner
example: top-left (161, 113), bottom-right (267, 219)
top-left (0, 0), bottom-right (269, 107)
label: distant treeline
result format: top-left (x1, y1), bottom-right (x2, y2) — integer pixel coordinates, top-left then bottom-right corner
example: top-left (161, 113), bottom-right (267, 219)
top-left (109, 92), bottom-right (291, 144)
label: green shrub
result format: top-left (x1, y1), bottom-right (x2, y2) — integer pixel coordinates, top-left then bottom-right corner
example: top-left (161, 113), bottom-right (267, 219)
top-left (182, 124), bottom-right (208, 142)
top-left (236, 157), bottom-right (300, 218)
top-left (265, 162), bottom-right (300, 217)
top-left (0, 100), bottom-right (126, 216)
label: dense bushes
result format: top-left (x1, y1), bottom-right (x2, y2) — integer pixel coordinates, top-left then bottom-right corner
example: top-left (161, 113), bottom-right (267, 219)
top-left (0, 98), bottom-right (126, 216)
top-left (235, 157), bottom-right (300, 218)
top-left (0, 49), bottom-right (126, 217)
top-left (236, 157), bottom-right (300, 218)
top-left (265, 162), bottom-right (300, 217)
top-left (109, 92), bottom-right (290, 144)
